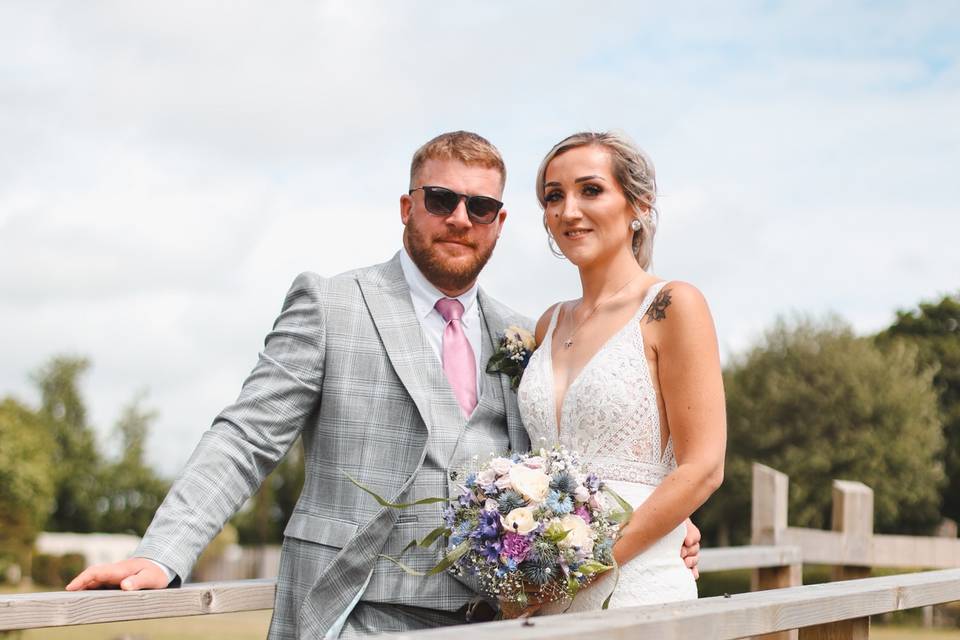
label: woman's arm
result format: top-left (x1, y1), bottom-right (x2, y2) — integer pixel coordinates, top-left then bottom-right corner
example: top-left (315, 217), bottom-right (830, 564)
top-left (612, 281), bottom-right (726, 565)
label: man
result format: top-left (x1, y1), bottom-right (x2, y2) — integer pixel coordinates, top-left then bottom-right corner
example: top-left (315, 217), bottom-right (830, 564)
top-left (67, 131), bottom-right (700, 638)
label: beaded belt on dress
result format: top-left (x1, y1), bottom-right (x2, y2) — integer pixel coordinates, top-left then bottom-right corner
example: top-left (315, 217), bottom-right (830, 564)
top-left (588, 457), bottom-right (672, 486)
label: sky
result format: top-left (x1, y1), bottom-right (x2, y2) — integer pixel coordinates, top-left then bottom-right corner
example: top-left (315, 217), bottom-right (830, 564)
top-left (1, 1), bottom-right (958, 476)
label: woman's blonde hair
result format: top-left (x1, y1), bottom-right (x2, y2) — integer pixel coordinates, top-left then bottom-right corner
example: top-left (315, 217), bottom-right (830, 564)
top-left (536, 131), bottom-right (658, 269)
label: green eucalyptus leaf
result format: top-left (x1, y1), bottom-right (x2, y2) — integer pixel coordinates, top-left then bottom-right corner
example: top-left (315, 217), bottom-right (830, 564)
top-left (578, 560), bottom-right (612, 577)
top-left (345, 472), bottom-right (452, 509)
top-left (418, 526), bottom-right (451, 549)
top-left (425, 539), bottom-right (472, 576)
top-left (378, 553), bottom-right (427, 576)
top-left (601, 555), bottom-right (621, 610)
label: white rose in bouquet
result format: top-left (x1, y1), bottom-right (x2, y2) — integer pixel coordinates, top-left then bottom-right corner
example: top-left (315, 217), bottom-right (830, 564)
top-left (509, 464), bottom-right (550, 503)
top-left (557, 513), bottom-right (594, 554)
top-left (490, 457), bottom-right (514, 476)
top-left (501, 506), bottom-right (538, 535)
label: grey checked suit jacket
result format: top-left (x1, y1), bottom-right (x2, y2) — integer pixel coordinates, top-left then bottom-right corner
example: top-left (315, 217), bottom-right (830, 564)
top-left (135, 253), bottom-right (531, 639)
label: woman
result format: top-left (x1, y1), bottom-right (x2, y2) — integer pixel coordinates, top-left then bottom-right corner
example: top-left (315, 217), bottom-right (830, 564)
top-left (516, 131), bottom-right (726, 612)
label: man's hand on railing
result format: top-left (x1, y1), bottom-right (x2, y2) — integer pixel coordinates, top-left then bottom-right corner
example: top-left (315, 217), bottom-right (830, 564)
top-left (681, 519), bottom-right (701, 580)
top-left (65, 558), bottom-right (170, 592)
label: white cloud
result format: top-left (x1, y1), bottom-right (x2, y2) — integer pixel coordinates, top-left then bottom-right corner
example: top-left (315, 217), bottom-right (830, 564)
top-left (1, 1), bottom-right (958, 475)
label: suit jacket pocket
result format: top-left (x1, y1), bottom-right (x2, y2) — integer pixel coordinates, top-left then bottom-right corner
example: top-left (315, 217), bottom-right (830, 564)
top-left (283, 511), bottom-right (359, 549)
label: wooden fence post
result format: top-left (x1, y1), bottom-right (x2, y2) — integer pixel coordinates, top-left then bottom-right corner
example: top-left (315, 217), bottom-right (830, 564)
top-left (752, 463), bottom-right (789, 547)
top-left (799, 617), bottom-right (870, 640)
top-left (830, 480), bottom-right (873, 582)
top-left (751, 463), bottom-right (801, 640)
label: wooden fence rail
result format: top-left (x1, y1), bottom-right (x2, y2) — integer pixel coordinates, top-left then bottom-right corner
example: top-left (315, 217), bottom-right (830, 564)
top-left (384, 569), bottom-right (960, 640)
top-left (2, 463), bottom-right (958, 636)
top-left (0, 579), bottom-right (275, 631)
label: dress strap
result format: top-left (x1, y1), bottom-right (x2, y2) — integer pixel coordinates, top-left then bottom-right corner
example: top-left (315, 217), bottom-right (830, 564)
top-left (545, 302), bottom-right (564, 339)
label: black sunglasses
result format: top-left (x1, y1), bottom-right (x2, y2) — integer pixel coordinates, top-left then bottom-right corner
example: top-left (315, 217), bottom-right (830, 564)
top-left (408, 186), bottom-right (503, 224)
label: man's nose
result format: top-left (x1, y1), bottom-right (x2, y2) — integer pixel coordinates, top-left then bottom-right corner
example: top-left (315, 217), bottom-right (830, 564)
top-left (445, 199), bottom-right (473, 230)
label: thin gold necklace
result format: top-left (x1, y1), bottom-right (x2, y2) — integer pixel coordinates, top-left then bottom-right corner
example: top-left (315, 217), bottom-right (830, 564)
top-left (562, 272), bottom-right (644, 349)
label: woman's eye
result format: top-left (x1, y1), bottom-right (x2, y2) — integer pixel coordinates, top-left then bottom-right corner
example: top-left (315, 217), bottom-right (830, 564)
top-left (544, 190), bottom-right (563, 203)
top-left (582, 184), bottom-right (602, 197)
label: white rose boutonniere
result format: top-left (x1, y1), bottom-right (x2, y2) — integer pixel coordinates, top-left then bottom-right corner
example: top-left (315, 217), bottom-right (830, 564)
top-left (486, 325), bottom-right (535, 391)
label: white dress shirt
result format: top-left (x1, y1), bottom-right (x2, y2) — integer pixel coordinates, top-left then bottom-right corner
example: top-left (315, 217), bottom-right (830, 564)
top-left (398, 247), bottom-right (483, 396)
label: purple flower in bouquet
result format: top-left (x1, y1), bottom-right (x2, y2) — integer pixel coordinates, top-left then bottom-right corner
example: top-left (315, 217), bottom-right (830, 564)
top-left (481, 482), bottom-right (500, 496)
top-left (584, 473), bottom-right (601, 494)
top-left (574, 504), bottom-right (592, 524)
top-left (480, 538), bottom-right (502, 563)
top-left (473, 509), bottom-right (501, 540)
top-left (443, 504), bottom-right (457, 528)
top-left (502, 532), bottom-right (532, 563)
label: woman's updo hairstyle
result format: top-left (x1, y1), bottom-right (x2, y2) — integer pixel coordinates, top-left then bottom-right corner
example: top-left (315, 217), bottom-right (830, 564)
top-left (536, 131), bottom-right (658, 270)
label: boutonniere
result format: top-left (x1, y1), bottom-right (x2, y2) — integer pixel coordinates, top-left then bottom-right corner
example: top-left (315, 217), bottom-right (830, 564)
top-left (486, 325), bottom-right (535, 391)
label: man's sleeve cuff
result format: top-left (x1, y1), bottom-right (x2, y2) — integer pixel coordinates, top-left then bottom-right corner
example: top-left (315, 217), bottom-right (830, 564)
top-left (144, 558), bottom-right (178, 586)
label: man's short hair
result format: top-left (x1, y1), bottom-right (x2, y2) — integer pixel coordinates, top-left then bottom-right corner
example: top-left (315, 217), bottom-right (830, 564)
top-left (409, 131), bottom-right (506, 191)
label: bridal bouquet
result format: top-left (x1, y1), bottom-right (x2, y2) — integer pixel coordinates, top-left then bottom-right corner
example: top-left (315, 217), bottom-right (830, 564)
top-left (351, 445), bottom-right (633, 610)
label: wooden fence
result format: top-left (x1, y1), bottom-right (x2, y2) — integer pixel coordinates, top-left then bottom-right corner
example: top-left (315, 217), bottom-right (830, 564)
top-left (1, 463), bottom-right (958, 638)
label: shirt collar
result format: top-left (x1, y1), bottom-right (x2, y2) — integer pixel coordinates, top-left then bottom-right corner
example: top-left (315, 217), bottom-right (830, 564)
top-left (399, 247), bottom-right (479, 324)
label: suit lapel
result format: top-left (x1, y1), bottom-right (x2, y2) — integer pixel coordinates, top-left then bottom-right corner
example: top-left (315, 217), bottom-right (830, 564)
top-left (356, 254), bottom-right (448, 433)
top-left (478, 288), bottom-right (529, 453)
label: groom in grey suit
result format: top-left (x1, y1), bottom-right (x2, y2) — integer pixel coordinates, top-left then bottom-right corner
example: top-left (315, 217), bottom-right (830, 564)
top-left (68, 131), bottom-right (700, 638)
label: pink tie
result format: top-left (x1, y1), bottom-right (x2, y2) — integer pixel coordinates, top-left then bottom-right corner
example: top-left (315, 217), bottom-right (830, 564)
top-left (435, 298), bottom-right (477, 417)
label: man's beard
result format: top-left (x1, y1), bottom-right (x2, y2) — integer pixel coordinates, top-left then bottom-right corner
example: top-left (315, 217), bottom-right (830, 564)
top-left (405, 216), bottom-right (496, 293)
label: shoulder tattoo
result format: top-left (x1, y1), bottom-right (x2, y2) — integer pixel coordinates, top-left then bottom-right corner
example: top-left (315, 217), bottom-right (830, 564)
top-left (645, 287), bottom-right (672, 323)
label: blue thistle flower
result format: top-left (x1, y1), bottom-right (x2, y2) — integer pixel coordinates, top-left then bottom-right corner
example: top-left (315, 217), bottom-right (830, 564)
top-left (546, 490), bottom-right (573, 515)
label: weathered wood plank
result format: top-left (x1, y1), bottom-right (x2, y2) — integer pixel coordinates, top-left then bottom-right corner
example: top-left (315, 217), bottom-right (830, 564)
top-left (798, 617), bottom-right (869, 640)
top-left (381, 569), bottom-right (960, 640)
top-left (752, 562), bottom-right (803, 640)
top-left (782, 528), bottom-right (849, 564)
top-left (753, 463), bottom-right (789, 546)
top-left (700, 546), bottom-right (802, 572)
top-left (0, 579), bottom-right (276, 630)
top-left (831, 480), bottom-right (873, 582)
top-left (872, 534), bottom-right (960, 569)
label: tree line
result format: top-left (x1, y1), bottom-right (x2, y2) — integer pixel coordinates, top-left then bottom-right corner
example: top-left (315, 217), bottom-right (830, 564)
top-left (1, 293), bottom-right (957, 570)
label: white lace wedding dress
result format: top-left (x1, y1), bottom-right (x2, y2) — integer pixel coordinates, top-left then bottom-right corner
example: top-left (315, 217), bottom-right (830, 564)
top-left (517, 281), bottom-right (697, 613)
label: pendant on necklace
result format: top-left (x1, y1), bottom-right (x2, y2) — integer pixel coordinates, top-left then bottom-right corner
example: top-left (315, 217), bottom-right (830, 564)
top-left (563, 338), bottom-right (573, 349)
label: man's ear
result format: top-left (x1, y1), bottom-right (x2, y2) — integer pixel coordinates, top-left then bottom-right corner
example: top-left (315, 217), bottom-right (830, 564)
top-left (496, 208), bottom-right (507, 236)
top-left (400, 194), bottom-right (413, 225)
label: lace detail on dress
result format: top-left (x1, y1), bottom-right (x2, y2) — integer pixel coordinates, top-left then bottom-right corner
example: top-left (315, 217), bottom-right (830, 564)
top-left (518, 282), bottom-right (675, 486)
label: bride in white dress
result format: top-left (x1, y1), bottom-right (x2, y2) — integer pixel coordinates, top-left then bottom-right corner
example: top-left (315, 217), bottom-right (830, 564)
top-left (516, 131), bottom-right (727, 613)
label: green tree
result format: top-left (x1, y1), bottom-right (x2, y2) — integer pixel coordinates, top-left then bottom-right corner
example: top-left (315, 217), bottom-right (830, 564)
top-left (32, 356), bottom-right (102, 532)
top-left (94, 393), bottom-right (170, 535)
top-left (877, 293), bottom-right (960, 523)
top-left (232, 439), bottom-right (304, 544)
top-left (696, 316), bottom-right (945, 545)
top-left (0, 398), bottom-right (56, 567)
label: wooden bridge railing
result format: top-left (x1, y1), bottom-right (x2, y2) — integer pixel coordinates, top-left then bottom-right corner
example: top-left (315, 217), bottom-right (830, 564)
top-left (1, 463), bottom-right (958, 637)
